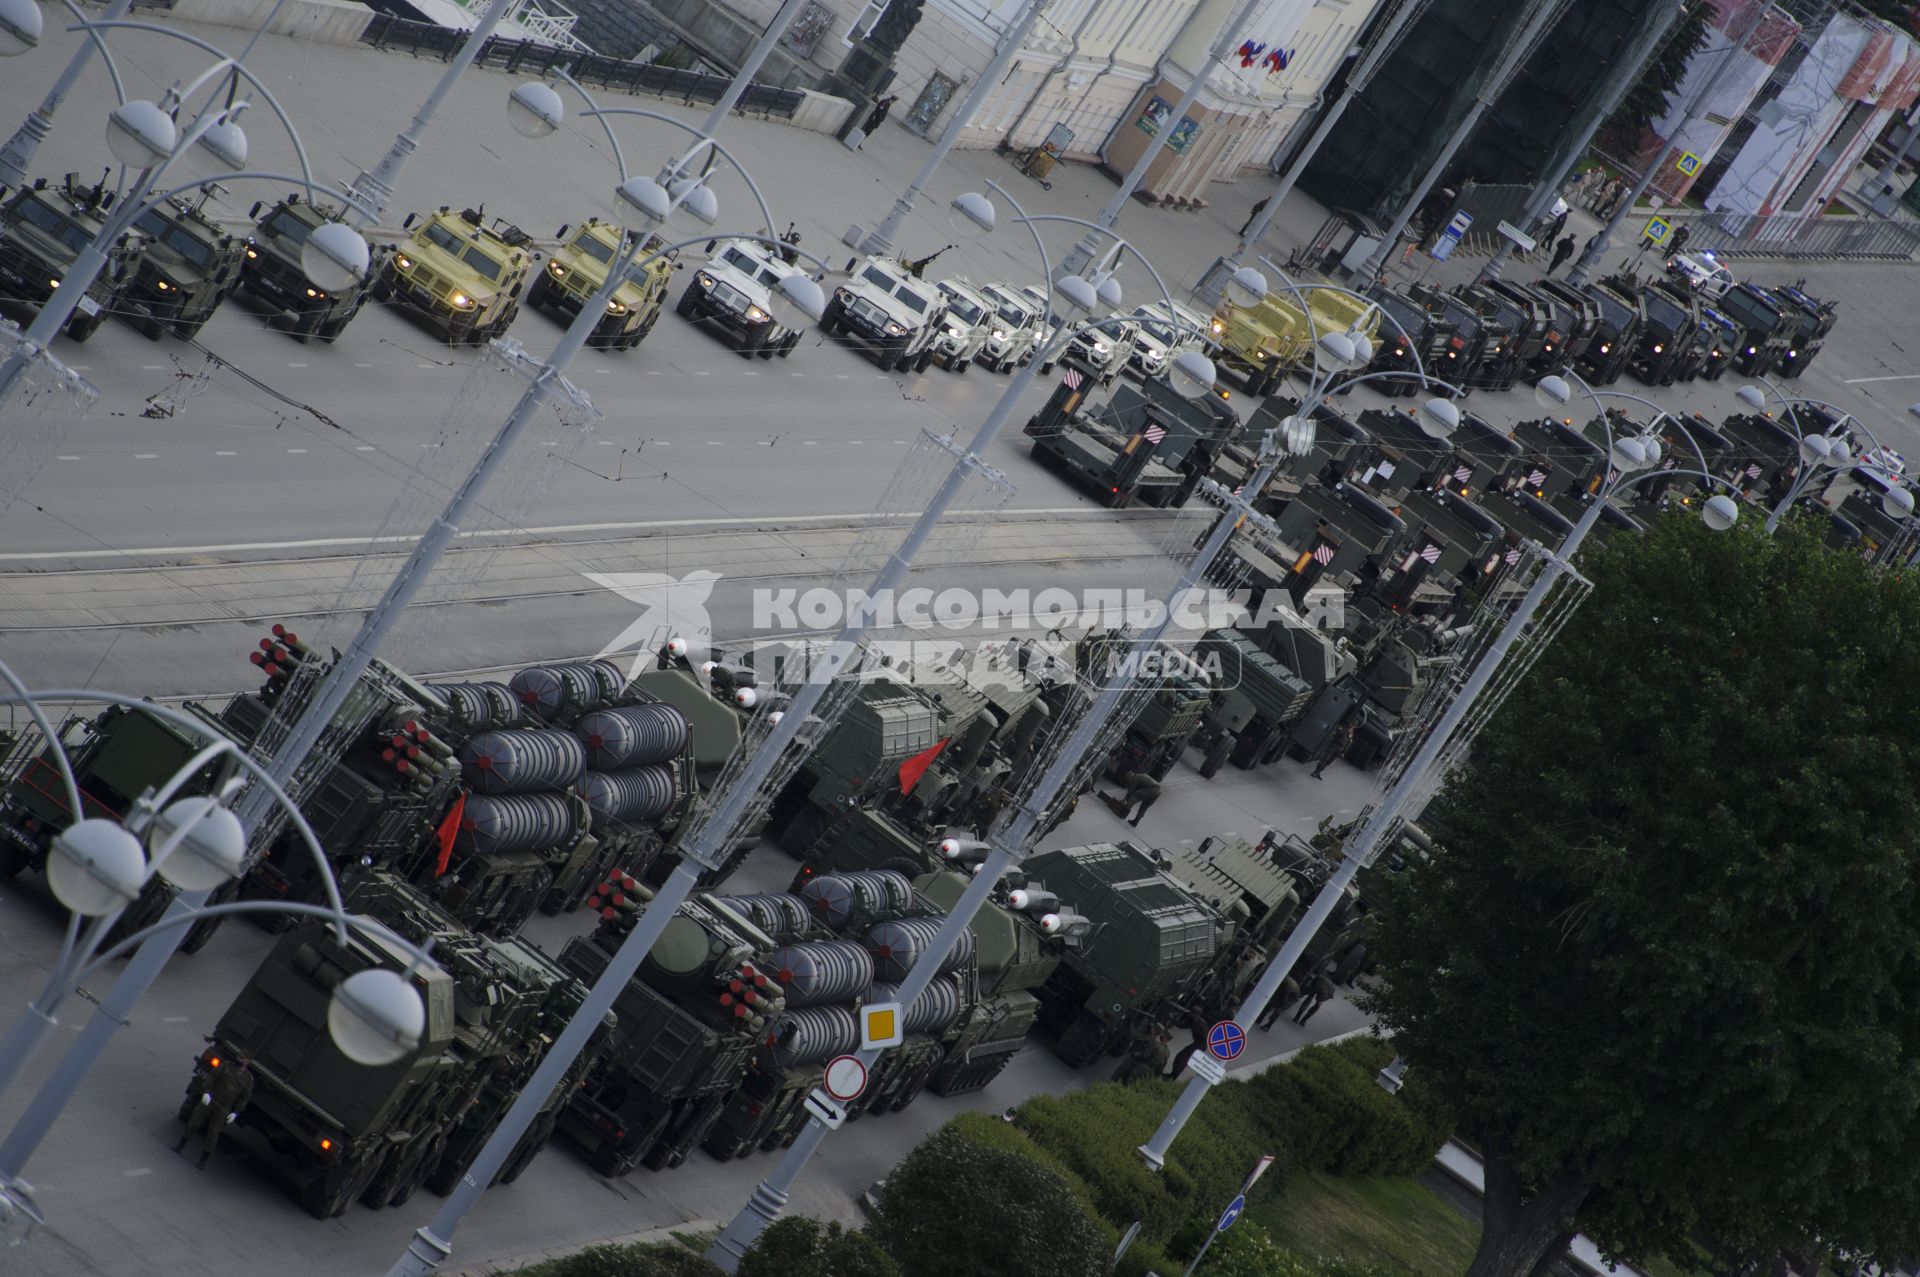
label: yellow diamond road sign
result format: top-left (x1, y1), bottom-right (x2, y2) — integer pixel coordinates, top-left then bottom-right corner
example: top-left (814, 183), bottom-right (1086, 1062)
top-left (1676, 151), bottom-right (1702, 177)
top-left (861, 1002), bottom-right (903, 1050)
top-left (1644, 217), bottom-right (1672, 244)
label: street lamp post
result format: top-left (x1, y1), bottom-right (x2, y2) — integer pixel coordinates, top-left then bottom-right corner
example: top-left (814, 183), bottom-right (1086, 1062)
top-left (1357, 0), bottom-right (1569, 284)
top-left (1138, 373), bottom-right (1741, 1173)
top-left (854, 0), bottom-right (1050, 257)
top-left (703, 212), bottom-right (1460, 1271)
top-left (1197, 0), bottom-right (1429, 304)
top-left (0, 0), bottom-right (133, 191)
top-left (1733, 380), bottom-right (1916, 537)
top-left (0, 667), bottom-right (438, 1243)
top-left (1054, 0), bottom-right (1266, 279)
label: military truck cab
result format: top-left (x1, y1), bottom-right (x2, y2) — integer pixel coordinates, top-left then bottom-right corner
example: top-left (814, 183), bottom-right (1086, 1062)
top-left (1770, 285), bottom-right (1836, 378)
top-left (239, 193), bottom-right (380, 342)
top-left (1717, 283), bottom-right (1792, 376)
top-left (677, 236), bottom-right (805, 358)
top-left (821, 254), bottom-right (943, 371)
top-left (0, 174), bottom-right (137, 342)
top-left (1026, 373), bottom-right (1239, 508)
top-left (124, 194), bottom-right (243, 340)
top-left (1572, 282), bottom-right (1642, 385)
top-left (1363, 286), bottom-right (1449, 397)
top-left (1407, 283), bottom-right (1493, 395)
top-left (530, 217), bottom-right (673, 351)
top-left (381, 206), bottom-right (535, 346)
top-left (1617, 278), bottom-right (1700, 387)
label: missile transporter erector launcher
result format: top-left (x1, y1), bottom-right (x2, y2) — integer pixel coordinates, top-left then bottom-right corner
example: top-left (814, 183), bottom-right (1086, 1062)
top-left (182, 872), bottom-right (611, 1219)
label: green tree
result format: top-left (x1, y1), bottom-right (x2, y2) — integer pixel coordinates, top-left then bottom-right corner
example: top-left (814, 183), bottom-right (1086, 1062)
top-left (1364, 515), bottom-right (1920, 1277)
top-left (874, 1127), bottom-right (1110, 1277)
top-left (739, 1216), bottom-right (901, 1277)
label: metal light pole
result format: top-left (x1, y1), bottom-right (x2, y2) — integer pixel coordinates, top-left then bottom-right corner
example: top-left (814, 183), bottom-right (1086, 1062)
top-left (1357, 0), bottom-right (1570, 283)
top-left (1568, 0), bottom-right (1773, 285)
top-left (1139, 383), bottom-right (1739, 1172)
top-left (347, 0), bottom-right (519, 221)
top-left (1197, 0), bottom-right (1430, 304)
top-left (703, 249), bottom-right (1438, 1271)
top-left (1477, 0), bottom-right (1683, 283)
top-left (1733, 378), bottom-right (1915, 536)
top-left (856, 0), bottom-right (1050, 256)
top-left (0, 0), bottom-right (135, 191)
top-left (1055, 0), bottom-right (1266, 279)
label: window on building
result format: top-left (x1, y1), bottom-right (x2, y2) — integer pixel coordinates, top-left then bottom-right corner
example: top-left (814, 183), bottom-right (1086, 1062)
top-left (843, 0), bottom-right (886, 46)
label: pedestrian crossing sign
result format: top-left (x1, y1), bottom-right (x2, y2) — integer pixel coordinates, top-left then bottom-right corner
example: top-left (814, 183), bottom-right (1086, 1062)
top-left (1644, 217), bottom-right (1672, 244)
top-left (1676, 151), bottom-right (1702, 177)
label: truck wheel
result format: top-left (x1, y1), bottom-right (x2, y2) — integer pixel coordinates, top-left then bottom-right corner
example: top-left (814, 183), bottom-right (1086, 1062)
top-left (953, 357), bottom-right (968, 374)
top-left (778, 331), bottom-right (798, 358)
top-left (136, 309), bottom-right (167, 341)
top-left (65, 310), bottom-right (102, 343)
top-left (820, 298), bottom-right (844, 333)
top-left (527, 271), bottom-right (552, 309)
top-left (876, 345), bottom-right (900, 372)
top-left (738, 327), bottom-right (766, 358)
top-left (1038, 358), bottom-right (1055, 376)
top-left (318, 309), bottom-right (356, 343)
top-left (179, 912), bottom-right (225, 955)
top-left (174, 311), bottom-right (210, 342)
top-left (913, 346), bottom-right (934, 373)
top-left (756, 337), bottom-right (777, 360)
top-left (371, 274), bottom-right (393, 304)
top-left (675, 285), bottom-right (698, 319)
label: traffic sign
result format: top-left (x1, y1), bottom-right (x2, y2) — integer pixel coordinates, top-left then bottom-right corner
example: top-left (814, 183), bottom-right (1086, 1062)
top-left (860, 1001), bottom-right (902, 1050)
top-left (1643, 216), bottom-right (1672, 245)
top-left (1496, 220), bottom-right (1536, 253)
top-left (823, 1054), bottom-right (868, 1102)
top-left (1206, 1020), bottom-right (1247, 1061)
top-left (1216, 1194), bottom-right (1247, 1233)
top-left (1189, 1051), bottom-right (1227, 1085)
top-left (804, 1089), bottom-right (848, 1130)
top-left (1676, 151), bottom-right (1702, 177)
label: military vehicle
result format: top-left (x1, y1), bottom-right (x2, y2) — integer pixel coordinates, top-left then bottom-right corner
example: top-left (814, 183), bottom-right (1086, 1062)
top-left (677, 236), bottom-right (805, 358)
top-left (1571, 279), bottom-right (1642, 385)
top-left (378, 206), bottom-right (536, 345)
top-left (528, 217), bottom-right (674, 351)
top-left (0, 701), bottom-right (233, 948)
top-left (930, 277), bottom-right (995, 371)
top-left (0, 172), bottom-right (138, 341)
top-left (1479, 280), bottom-right (1560, 382)
top-left (820, 254), bottom-right (944, 371)
top-left (182, 872), bottom-right (610, 1218)
top-left (1532, 278), bottom-right (1603, 370)
top-left (1693, 306), bottom-right (1741, 382)
top-left (1363, 286), bottom-right (1450, 397)
top-left (1769, 284), bottom-right (1836, 378)
top-left (1025, 370), bottom-right (1240, 508)
top-left (1189, 628), bottom-right (1317, 775)
top-left (1126, 297), bottom-right (1215, 380)
top-left (1609, 274), bottom-right (1699, 387)
top-left (1107, 660), bottom-right (1214, 781)
top-left (1047, 312), bottom-right (1141, 388)
top-left (239, 192), bottom-right (381, 342)
top-left (122, 193), bottom-right (245, 340)
top-left (974, 281), bottom-right (1045, 372)
top-left (918, 868), bottom-right (1059, 1095)
top-left (1716, 282), bottom-right (1793, 376)
top-left (1449, 283), bottom-right (1530, 392)
top-left (1406, 283), bottom-right (1500, 394)
top-left (1211, 287), bottom-right (1315, 395)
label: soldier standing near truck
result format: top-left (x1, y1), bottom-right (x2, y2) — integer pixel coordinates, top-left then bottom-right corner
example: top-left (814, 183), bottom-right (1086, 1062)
top-left (1111, 1025), bottom-right (1171, 1084)
top-left (1312, 716), bottom-right (1359, 779)
top-left (174, 1054), bottom-right (255, 1168)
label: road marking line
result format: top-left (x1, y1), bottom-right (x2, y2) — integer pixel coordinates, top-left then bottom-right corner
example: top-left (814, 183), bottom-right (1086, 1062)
top-left (696, 370), bottom-right (711, 376)
top-left (595, 368), bottom-right (610, 374)
top-left (417, 362), bottom-right (433, 368)
top-left (56, 455), bottom-right (79, 461)
top-left (597, 440), bottom-right (617, 446)
top-left (215, 450), bottom-right (236, 456)
top-left (134, 453), bottom-right (158, 459)
top-left (803, 441), bottom-right (818, 446)
top-left (124, 1168), bottom-right (152, 1178)
top-left (836, 374), bottom-right (849, 379)
top-left (1843, 373), bottom-right (1920, 383)
top-left (354, 445), bottom-right (376, 451)
top-left (286, 448), bottom-right (308, 454)
top-left (354, 362), bottom-right (374, 368)
top-left (789, 372), bottom-right (805, 377)
top-left (541, 441), bottom-right (560, 446)
top-left (288, 362), bottom-right (307, 368)
top-left (707, 440), bottom-right (724, 446)
top-left (848, 440), bottom-right (864, 446)
top-left (0, 508), bottom-right (1100, 560)
top-left (647, 370), bottom-right (663, 376)
top-left (141, 364), bottom-right (164, 370)
top-left (654, 441), bottom-right (672, 446)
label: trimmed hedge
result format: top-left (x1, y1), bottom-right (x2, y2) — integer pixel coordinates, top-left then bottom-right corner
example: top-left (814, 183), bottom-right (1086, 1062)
top-left (738, 1216), bottom-right (900, 1277)
top-left (503, 1240), bottom-right (725, 1277)
top-left (1194, 1219), bottom-right (1410, 1277)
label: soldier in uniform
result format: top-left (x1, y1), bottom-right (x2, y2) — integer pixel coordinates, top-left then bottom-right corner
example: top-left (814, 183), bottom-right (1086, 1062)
top-left (1111, 1024), bottom-right (1170, 1084)
top-left (1257, 975), bottom-right (1301, 1030)
top-left (175, 1054), bottom-right (255, 1168)
top-left (1312, 716), bottom-right (1359, 779)
top-left (1118, 771), bottom-right (1162, 826)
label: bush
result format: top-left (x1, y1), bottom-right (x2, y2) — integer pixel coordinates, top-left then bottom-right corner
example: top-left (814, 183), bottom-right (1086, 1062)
top-left (1193, 1220), bottom-right (1412, 1277)
top-left (738, 1217), bottom-right (899, 1277)
top-left (507, 1240), bottom-right (726, 1277)
top-left (1242, 1040), bottom-right (1452, 1178)
top-left (874, 1126), bottom-right (1111, 1277)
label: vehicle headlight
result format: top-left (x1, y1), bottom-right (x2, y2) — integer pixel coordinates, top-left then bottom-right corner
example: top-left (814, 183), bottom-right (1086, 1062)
top-left (885, 321), bottom-right (906, 336)
top-left (155, 279), bottom-right (172, 292)
top-left (47, 277), bottom-right (60, 289)
top-left (395, 254), bottom-right (414, 271)
top-left (697, 272), bottom-right (716, 289)
top-left (549, 260), bottom-right (568, 278)
top-left (948, 326), bottom-right (964, 338)
top-left (1746, 346), bottom-right (1756, 355)
top-left (305, 286), bottom-right (325, 299)
top-left (1789, 348), bottom-right (1797, 358)
top-left (606, 299), bottom-right (628, 315)
top-left (451, 291), bottom-right (474, 309)
top-left (834, 287), bottom-right (850, 301)
top-left (991, 328), bottom-right (1009, 341)
top-left (1093, 341), bottom-right (1109, 354)
top-left (746, 304), bottom-right (770, 324)
top-left (1211, 319), bottom-right (1225, 335)
top-left (244, 246), bottom-right (258, 260)
top-left (1652, 343), bottom-right (1663, 354)
top-left (1600, 342), bottom-right (1611, 353)
top-left (1145, 349), bottom-right (1162, 362)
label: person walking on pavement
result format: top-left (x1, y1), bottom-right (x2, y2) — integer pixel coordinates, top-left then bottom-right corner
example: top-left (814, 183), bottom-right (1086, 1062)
top-left (1238, 196), bottom-right (1269, 236)
top-left (1111, 1024), bottom-right (1171, 1084)
top-left (1292, 971), bottom-right (1337, 1025)
top-left (1257, 976), bottom-right (1302, 1030)
top-left (859, 94), bottom-right (897, 143)
top-left (1546, 202), bottom-right (1570, 248)
top-left (175, 1054), bottom-right (255, 1169)
top-left (1120, 770), bottom-right (1161, 826)
top-left (1547, 234), bottom-right (1577, 275)
top-left (1667, 223), bottom-right (1692, 256)
top-left (1312, 716), bottom-right (1359, 780)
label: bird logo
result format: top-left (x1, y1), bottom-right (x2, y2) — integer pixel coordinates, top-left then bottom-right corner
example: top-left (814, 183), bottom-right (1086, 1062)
top-left (585, 569), bottom-right (722, 678)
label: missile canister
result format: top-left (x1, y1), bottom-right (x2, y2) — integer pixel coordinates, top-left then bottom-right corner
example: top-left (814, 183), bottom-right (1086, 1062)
top-left (709, 892), bottom-right (814, 943)
top-left (458, 729), bottom-right (587, 795)
top-left (428, 681), bottom-right (520, 729)
top-left (574, 703), bottom-right (690, 770)
top-left (865, 916), bottom-right (975, 984)
top-left (580, 766), bottom-right (677, 829)
top-left (509, 660), bottom-right (625, 722)
top-left (455, 792), bottom-right (583, 857)
top-left (766, 1004), bottom-right (860, 1067)
top-left (766, 940), bottom-right (873, 1008)
top-left (799, 869), bottom-right (914, 930)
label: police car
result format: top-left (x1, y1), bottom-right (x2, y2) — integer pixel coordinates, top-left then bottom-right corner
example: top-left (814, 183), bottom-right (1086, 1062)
top-left (1665, 250), bottom-right (1735, 301)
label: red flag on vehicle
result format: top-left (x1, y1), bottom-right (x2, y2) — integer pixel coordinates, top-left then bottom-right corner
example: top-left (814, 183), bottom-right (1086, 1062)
top-left (897, 739), bottom-right (949, 797)
top-left (434, 793), bottom-right (468, 877)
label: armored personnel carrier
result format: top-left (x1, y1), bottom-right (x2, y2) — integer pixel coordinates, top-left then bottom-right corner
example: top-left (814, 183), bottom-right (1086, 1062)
top-left (239, 192), bottom-right (381, 342)
top-left (123, 192), bottom-right (244, 340)
top-left (379, 206), bottom-right (535, 345)
top-left (0, 172), bottom-right (139, 341)
top-left (528, 217), bottom-right (674, 351)
top-left (181, 872), bottom-right (610, 1218)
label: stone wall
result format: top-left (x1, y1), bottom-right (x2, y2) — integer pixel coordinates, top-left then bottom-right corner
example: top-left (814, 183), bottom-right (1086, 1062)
top-left (170, 0), bottom-right (374, 43)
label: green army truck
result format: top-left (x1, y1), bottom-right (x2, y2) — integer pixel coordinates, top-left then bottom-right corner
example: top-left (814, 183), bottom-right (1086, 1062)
top-left (1190, 628), bottom-right (1316, 776)
top-left (1026, 373), bottom-right (1240, 508)
top-left (920, 868), bottom-right (1060, 1095)
top-left (239, 193), bottom-right (382, 342)
top-left (379, 206), bottom-right (536, 346)
top-left (527, 216), bottom-right (674, 351)
top-left (183, 873), bottom-right (607, 1218)
top-left (556, 895), bottom-right (782, 1176)
top-left (124, 193), bottom-right (244, 340)
top-left (0, 172), bottom-right (140, 341)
